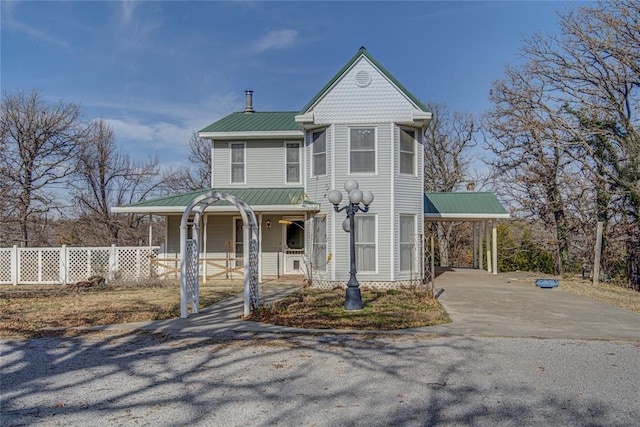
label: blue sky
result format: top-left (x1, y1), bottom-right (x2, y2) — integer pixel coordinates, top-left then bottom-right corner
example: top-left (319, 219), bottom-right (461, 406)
top-left (2, 1), bottom-right (577, 169)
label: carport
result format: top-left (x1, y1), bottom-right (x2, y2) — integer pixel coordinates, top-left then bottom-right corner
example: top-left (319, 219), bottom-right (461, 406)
top-left (424, 192), bottom-right (510, 274)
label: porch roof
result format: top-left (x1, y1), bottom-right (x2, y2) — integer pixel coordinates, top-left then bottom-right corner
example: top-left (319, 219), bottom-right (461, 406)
top-left (424, 192), bottom-right (510, 221)
top-left (111, 187), bottom-right (318, 215)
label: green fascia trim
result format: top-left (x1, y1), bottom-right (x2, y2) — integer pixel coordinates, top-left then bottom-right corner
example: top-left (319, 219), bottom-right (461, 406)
top-left (199, 111), bottom-right (299, 133)
top-left (301, 47), bottom-right (428, 113)
top-left (424, 192), bottom-right (508, 215)
top-left (120, 187), bottom-right (309, 208)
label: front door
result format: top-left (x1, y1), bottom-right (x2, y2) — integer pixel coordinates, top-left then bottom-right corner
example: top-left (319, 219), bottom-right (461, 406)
top-left (283, 218), bottom-right (305, 275)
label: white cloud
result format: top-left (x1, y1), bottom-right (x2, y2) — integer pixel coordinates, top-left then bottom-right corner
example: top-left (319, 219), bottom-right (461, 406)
top-left (102, 118), bottom-right (190, 154)
top-left (249, 29), bottom-right (298, 54)
top-left (2, 3), bottom-right (72, 52)
top-left (114, 0), bottom-right (161, 50)
top-left (120, 0), bottom-right (137, 25)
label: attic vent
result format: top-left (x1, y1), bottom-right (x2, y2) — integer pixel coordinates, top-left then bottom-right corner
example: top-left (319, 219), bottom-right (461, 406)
top-left (355, 70), bottom-right (371, 87)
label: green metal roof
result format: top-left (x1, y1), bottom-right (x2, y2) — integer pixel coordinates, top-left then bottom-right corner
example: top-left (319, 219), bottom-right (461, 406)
top-left (199, 112), bottom-right (299, 133)
top-left (114, 187), bottom-right (314, 212)
top-left (301, 47), bottom-right (428, 113)
top-left (424, 192), bottom-right (509, 219)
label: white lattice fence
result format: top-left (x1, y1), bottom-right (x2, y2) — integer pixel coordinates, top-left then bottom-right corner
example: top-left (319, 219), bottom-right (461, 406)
top-left (0, 250), bottom-right (11, 283)
top-left (67, 248), bottom-right (111, 282)
top-left (114, 247), bottom-right (157, 280)
top-left (0, 246), bottom-right (160, 285)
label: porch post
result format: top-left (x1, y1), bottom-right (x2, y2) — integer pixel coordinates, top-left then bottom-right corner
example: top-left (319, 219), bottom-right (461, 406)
top-left (479, 222), bottom-right (484, 271)
top-left (492, 220), bottom-right (498, 275)
top-left (202, 214), bottom-right (208, 284)
top-left (258, 213), bottom-right (263, 283)
top-left (243, 222), bottom-right (251, 316)
top-left (148, 214), bottom-right (153, 247)
top-left (485, 220), bottom-right (492, 273)
top-left (472, 222), bottom-right (478, 269)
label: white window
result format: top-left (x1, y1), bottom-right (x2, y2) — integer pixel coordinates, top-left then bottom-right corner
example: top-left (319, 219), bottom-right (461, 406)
top-left (399, 215), bottom-right (415, 271)
top-left (400, 129), bottom-right (416, 175)
top-left (355, 214), bottom-right (376, 272)
top-left (230, 143), bottom-right (245, 184)
top-left (312, 130), bottom-right (326, 176)
top-left (286, 142), bottom-right (301, 183)
top-left (349, 127), bottom-right (376, 174)
top-left (313, 214), bottom-right (327, 271)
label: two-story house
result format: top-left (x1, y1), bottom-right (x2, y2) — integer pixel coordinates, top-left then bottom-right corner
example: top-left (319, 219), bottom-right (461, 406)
top-left (113, 47), bottom-right (508, 287)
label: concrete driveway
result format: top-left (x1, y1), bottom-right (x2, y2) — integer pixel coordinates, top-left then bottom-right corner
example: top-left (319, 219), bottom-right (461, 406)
top-left (422, 269), bottom-right (640, 340)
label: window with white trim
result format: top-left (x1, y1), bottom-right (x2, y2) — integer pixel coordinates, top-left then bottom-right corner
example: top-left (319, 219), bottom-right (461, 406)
top-left (313, 214), bottom-right (327, 271)
top-left (286, 142), bottom-right (301, 183)
top-left (230, 143), bottom-right (245, 184)
top-left (400, 128), bottom-right (416, 175)
top-left (349, 127), bottom-right (376, 173)
top-left (355, 214), bottom-right (376, 272)
top-left (399, 214), bottom-right (415, 271)
top-left (312, 130), bottom-right (326, 176)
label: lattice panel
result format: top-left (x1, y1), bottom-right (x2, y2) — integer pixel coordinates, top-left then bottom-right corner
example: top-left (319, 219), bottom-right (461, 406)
top-left (18, 250), bottom-right (39, 282)
top-left (0, 250), bottom-right (12, 283)
top-left (423, 234), bottom-right (435, 292)
top-left (185, 239), bottom-right (198, 305)
top-left (249, 238), bottom-right (259, 309)
top-left (40, 249), bottom-right (61, 282)
top-left (67, 249), bottom-right (90, 282)
top-left (138, 248), bottom-right (158, 277)
top-left (411, 235), bottom-right (424, 286)
top-left (115, 248), bottom-right (140, 280)
top-left (88, 249), bottom-right (110, 277)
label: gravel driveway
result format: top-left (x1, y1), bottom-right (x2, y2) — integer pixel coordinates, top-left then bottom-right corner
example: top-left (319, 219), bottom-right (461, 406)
top-left (2, 273), bottom-right (639, 426)
top-left (2, 332), bottom-right (639, 426)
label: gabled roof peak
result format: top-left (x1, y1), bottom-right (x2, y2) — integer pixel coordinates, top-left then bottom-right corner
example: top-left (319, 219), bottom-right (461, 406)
top-left (300, 47), bottom-right (427, 113)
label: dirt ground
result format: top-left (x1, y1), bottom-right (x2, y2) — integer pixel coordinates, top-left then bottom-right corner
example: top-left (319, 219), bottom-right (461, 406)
top-left (0, 279), bottom-right (243, 338)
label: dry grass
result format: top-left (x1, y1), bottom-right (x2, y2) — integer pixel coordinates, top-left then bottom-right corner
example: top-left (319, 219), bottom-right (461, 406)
top-left (248, 287), bottom-right (451, 330)
top-left (555, 276), bottom-right (640, 313)
top-left (0, 280), bottom-right (243, 339)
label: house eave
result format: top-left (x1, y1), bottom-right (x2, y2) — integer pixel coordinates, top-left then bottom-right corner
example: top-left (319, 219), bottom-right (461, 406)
top-left (111, 204), bottom-right (319, 215)
top-left (424, 213), bottom-right (511, 221)
top-left (198, 130), bottom-right (303, 140)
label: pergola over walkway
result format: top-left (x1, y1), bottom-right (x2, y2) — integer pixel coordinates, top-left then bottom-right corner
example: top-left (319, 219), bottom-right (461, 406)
top-left (424, 192), bottom-right (510, 274)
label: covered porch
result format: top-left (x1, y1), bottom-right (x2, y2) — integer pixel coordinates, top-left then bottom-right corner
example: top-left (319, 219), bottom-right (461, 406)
top-left (111, 187), bottom-right (319, 281)
top-left (423, 192), bottom-right (510, 274)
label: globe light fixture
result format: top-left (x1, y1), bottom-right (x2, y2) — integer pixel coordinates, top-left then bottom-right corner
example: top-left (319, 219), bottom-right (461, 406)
top-left (328, 179), bottom-right (374, 310)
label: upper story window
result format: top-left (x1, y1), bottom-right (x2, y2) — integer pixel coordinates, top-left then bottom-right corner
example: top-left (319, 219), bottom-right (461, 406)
top-left (230, 143), bottom-right (245, 184)
top-left (286, 142), bottom-right (301, 184)
top-left (349, 127), bottom-right (376, 174)
top-left (312, 130), bottom-right (326, 176)
top-left (400, 128), bottom-right (416, 175)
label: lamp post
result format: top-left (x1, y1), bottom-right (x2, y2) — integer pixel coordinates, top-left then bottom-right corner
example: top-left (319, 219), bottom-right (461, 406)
top-left (328, 179), bottom-right (374, 310)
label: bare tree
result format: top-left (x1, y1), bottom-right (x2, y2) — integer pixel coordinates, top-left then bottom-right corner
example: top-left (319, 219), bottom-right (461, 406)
top-left (162, 132), bottom-right (212, 193)
top-left (523, 1), bottom-right (640, 224)
top-left (484, 64), bottom-right (577, 274)
top-left (71, 118), bottom-right (162, 244)
top-left (484, 1), bottom-right (640, 283)
top-left (423, 101), bottom-right (477, 266)
top-left (0, 89), bottom-right (89, 246)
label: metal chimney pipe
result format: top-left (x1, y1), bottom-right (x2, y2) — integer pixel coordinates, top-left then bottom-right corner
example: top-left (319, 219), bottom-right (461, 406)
top-left (244, 90), bottom-right (254, 113)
